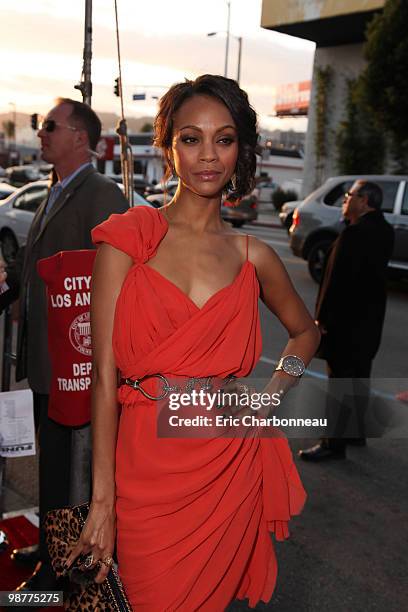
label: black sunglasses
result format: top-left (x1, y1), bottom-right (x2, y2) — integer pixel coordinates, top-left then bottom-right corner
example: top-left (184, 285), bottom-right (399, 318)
top-left (38, 119), bottom-right (79, 133)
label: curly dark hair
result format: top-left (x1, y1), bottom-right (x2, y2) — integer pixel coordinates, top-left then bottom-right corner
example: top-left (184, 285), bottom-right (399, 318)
top-left (153, 74), bottom-right (258, 199)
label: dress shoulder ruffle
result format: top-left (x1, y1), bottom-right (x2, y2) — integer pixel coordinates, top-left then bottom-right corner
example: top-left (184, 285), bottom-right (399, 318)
top-left (91, 206), bottom-right (167, 263)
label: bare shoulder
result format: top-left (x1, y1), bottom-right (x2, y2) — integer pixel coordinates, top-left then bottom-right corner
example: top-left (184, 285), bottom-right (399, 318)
top-left (247, 235), bottom-right (283, 276)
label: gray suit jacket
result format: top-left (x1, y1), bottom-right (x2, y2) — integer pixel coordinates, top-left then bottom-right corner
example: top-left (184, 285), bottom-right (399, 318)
top-left (16, 165), bottom-right (129, 393)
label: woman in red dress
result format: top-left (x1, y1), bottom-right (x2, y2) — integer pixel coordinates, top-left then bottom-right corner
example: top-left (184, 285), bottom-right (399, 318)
top-left (68, 75), bottom-right (320, 610)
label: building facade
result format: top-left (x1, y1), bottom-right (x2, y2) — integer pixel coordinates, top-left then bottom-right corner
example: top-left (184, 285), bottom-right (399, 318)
top-left (261, 0), bottom-right (385, 197)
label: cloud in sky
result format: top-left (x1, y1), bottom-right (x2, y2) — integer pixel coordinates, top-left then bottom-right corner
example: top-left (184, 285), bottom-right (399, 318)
top-left (0, 0), bottom-right (315, 130)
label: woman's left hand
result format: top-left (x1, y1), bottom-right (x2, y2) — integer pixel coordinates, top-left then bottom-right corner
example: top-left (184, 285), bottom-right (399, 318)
top-left (65, 500), bottom-right (116, 584)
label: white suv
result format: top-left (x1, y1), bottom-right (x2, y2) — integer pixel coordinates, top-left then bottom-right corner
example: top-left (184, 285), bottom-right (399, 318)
top-left (289, 175), bottom-right (408, 282)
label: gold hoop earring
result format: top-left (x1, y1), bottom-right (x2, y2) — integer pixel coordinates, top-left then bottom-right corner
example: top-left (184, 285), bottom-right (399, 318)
top-left (230, 173), bottom-right (237, 191)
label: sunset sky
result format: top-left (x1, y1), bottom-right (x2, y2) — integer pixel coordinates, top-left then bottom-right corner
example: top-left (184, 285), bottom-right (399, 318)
top-left (1, 0), bottom-right (315, 130)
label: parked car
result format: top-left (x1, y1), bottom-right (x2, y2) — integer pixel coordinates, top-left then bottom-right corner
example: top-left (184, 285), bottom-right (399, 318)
top-left (0, 180), bottom-right (153, 264)
top-left (144, 179), bottom-right (179, 197)
top-left (147, 189), bottom-right (258, 226)
top-left (39, 163), bottom-right (54, 177)
top-left (145, 184), bottom-right (178, 208)
top-left (289, 175), bottom-right (408, 282)
top-left (116, 183), bottom-right (154, 208)
top-left (134, 178), bottom-right (153, 195)
top-left (0, 180), bottom-right (49, 262)
top-left (4, 165), bottom-right (42, 187)
top-left (0, 182), bottom-right (16, 200)
top-left (107, 175), bottom-right (153, 195)
top-left (279, 200), bottom-right (301, 231)
top-left (221, 193), bottom-right (258, 228)
top-left (256, 179), bottom-right (278, 203)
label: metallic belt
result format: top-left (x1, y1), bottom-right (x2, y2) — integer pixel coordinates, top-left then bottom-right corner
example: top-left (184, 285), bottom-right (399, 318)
top-left (120, 373), bottom-right (235, 401)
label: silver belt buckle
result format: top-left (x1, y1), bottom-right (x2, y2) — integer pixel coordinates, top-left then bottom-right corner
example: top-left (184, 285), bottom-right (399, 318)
top-left (124, 374), bottom-right (172, 400)
top-left (124, 374), bottom-right (227, 400)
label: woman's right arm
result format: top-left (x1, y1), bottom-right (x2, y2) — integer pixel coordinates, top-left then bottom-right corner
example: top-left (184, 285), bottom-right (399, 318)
top-left (66, 243), bottom-right (133, 582)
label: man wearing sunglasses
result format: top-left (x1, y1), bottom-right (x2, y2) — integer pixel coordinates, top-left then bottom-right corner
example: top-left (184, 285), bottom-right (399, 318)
top-left (9, 98), bottom-right (128, 594)
top-left (299, 180), bottom-right (394, 462)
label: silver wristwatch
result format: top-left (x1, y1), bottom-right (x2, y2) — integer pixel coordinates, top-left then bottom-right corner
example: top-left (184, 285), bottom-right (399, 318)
top-left (275, 355), bottom-right (305, 377)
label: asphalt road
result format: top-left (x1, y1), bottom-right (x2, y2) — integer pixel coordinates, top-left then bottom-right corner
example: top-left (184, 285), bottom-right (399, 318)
top-left (249, 223), bottom-right (408, 380)
top-left (1, 221), bottom-right (407, 610)
top-left (230, 223), bottom-right (408, 612)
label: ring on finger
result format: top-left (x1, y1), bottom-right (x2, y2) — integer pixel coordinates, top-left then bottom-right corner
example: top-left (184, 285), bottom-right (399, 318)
top-left (83, 553), bottom-right (94, 569)
top-left (102, 555), bottom-right (114, 568)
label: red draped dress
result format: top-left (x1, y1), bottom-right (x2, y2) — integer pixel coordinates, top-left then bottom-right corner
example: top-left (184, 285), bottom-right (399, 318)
top-left (92, 206), bottom-right (306, 611)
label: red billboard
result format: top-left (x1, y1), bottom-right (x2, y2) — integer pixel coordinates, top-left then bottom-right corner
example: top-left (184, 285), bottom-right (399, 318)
top-left (274, 81), bottom-right (311, 117)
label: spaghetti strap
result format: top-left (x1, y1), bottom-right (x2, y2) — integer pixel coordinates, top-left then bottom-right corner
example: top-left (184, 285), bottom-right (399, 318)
top-left (246, 234), bottom-right (249, 261)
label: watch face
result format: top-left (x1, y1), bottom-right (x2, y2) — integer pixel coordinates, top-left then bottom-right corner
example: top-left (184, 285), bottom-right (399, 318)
top-left (282, 355), bottom-right (305, 377)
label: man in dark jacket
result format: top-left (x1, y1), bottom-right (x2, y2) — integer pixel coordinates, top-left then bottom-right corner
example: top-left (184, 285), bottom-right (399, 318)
top-left (299, 180), bottom-right (394, 461)
top-left (6, 98), bottom-right (128, 591)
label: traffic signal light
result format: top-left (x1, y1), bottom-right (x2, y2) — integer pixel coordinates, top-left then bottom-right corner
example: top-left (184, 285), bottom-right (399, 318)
top-left (30, 113), bottom-right (38, 130)
top-left (114, 77), bottom-right (121, 97)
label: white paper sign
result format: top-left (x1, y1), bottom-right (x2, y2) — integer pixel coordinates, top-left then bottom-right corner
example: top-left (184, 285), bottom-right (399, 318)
top-left (0, 389), bottom-right (36, 457)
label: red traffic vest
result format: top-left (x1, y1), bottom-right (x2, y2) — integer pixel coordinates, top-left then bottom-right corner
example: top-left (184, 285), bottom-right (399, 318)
top-left (37, 250), bottom-right (96, 426)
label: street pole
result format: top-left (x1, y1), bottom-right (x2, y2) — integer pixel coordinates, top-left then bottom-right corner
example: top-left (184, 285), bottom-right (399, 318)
top-left (70, 0), bottom-right (93, 506)
top-left (8, 102), bottom-right (16, 150)
top-left (225, 0), bottom-right (231, 77)
top-left (208, 29), bottom-right (243, 84)
top-left (75, 0), bottom-right (93, 105)
top-left (236, 36), bottom-right (242, 84)
top-left (12, 104), bottom-right (16, 149)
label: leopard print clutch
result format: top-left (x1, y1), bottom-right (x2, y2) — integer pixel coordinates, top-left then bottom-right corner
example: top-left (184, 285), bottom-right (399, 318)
top-left (44, 502), bottom-right (132, 611)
